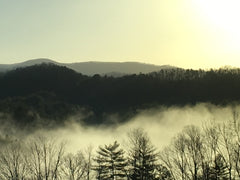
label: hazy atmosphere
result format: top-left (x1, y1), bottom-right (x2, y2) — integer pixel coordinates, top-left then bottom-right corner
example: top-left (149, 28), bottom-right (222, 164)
top-left (1, 0), bottom-right (240, 68)
top-left (24, 103), bottom-right (239, 152)
top-left (1, 1), bottom-right (240, 180)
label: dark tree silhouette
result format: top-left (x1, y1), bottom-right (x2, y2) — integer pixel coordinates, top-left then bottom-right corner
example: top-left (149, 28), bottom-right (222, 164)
top-left (210, 154), bottom-right (229, 180)
top-left (127, 129), bottom-right (159, 180)
top-left (93, 141), bottom-right (127, 180)
top-left (61, 151), bottom-right (87, 180)
top-left (2, 64), bottom-right (240, 126)
top-left (155, 164), bottom-right (173, 180)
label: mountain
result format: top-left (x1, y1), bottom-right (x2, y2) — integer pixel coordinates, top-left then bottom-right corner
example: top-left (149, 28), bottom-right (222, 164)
top-left (64, 61), bottom-right (175, 75)
top-left (0, 59), bottom-right (58, 72)
top-left (0, 59), bottom-right (176, 76)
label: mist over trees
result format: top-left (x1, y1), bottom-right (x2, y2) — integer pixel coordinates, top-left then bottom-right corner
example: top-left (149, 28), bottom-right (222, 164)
top-left (2, 113), bottom-right (240, 180)
top-left (1, 63), bottom-right (240, 126)
top-left (159, 113), bottom-right (240, 180)
top-left (0, 129), bottom-right (165, 180)
top-left (2, 63), bottom-right (240, 179)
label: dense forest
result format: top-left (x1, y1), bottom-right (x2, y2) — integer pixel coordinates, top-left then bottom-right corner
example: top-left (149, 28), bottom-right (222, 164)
top-left (1, 63), bottom-right (240, 126)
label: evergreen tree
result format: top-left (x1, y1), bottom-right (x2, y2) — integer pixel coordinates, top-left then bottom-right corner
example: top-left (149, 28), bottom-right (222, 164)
top-left (93, 141), bottom-right (127, 180)
top-left (209, 154), bottom-right (229, 180)
top-left (155, 164), bottom-right (173, 180)
top-left (127, 129), bottom-right (159, 180)
top-left (200, 154), bottom-right (229, 180)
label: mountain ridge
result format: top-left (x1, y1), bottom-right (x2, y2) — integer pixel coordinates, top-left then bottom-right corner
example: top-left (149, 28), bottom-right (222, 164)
top-left (0, 58), bottom-right (177, 76)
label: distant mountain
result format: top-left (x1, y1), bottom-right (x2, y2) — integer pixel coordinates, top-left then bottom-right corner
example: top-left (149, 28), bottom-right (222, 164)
top-left (0, 59), bottom-right (176, 76)
top-left (64, 61), bottom-right (176, 76)
top-left (0, 59), bottom-right (58, 72)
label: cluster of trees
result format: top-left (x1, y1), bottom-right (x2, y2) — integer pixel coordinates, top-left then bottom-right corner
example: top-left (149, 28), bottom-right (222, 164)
top-left (93, 129), bottom-right (170, 180)
top-left (0, 129), bottom-right (171, 180)
top-left (160, 112), bottom-right (240, 180)
top-left (1, 64), bottom-right (240, 125)
top-left (0, 92), bottom-right (80, 127)
top-left (2, 115), bottom-right (240, 179)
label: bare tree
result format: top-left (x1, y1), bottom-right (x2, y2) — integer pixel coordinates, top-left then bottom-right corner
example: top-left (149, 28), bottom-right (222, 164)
top-left (27, 136), bottom-right (65, 180)
top-left (183, 125), bottom-right (204, 180)
top-left (217, 122), bottom-right (234, 180)
top-left (84, 146), bottom-right (94, 180)
top-left (202, 124), bottom-right (220, 180)
top-left (61, 151), bottom-right (87, 180)
top-left (160, 125), bottom-right (204, 180)
top-left (159, 147), bottom-right (177, 180)
top-left (231, 111), bottom-right (240, 179)
top-left (170, 133), bottom-right (188, 180)
top-left (0, 141), bottom-right (29, 180)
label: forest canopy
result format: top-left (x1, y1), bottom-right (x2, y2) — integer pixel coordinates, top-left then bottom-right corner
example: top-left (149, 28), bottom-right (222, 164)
top-left (0, 63), bottom-right (240, 126)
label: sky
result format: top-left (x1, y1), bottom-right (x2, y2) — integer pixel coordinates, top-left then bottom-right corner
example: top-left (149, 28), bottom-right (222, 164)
top-left (0, 0), bottom-right (240, 69)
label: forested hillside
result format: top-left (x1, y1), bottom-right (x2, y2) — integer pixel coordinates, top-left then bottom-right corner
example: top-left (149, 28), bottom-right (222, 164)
top-left (1, 63), bottom-right (240, 126)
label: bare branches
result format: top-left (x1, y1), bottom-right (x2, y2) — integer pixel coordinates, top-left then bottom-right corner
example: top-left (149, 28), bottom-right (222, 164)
top-left (61, 151), bottom-right (87, 180)
top-left (26, 136), bottom-right (65, 180)
top-left (0, 141), bottom-right (28, 180)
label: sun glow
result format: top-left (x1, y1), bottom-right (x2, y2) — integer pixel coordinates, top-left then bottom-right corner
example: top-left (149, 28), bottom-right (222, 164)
top-left (194, 0), bottom-right (240, 35)
top-left (191, 0), bottom-right (240, 67)
top-left (1, 1), bottom-right (240, 68)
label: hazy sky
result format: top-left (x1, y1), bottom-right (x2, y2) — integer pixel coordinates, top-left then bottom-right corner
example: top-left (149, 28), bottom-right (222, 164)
top-left (1, 0), bottom-right (240, 68)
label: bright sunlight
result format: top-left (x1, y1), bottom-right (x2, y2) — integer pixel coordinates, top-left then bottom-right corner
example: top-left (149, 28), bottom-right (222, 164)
top-left (194, 0), bottom-right (240, 35)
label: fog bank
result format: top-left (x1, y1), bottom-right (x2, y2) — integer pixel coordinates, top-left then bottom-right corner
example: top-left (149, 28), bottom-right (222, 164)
top-left (26, 103), bottom-right (239, 152)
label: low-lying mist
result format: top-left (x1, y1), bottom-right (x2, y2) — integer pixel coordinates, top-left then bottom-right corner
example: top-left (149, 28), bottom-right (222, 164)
top-left (4, 102), bottom-right (237, 152)
top-left (1, 102), bottom-right (240, 179)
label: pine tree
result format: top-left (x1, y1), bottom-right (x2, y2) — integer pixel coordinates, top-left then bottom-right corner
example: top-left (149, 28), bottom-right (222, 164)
top-left (127, 129), bottom-right (159, 180)
top-left (200, 154), bottom-right (229, 180)
top-left (155, 164), bottom-right (173, 180)
top-left (93, 141), bottom-right (127, 180)
top-left (209, 154), bottom-right (229, 180)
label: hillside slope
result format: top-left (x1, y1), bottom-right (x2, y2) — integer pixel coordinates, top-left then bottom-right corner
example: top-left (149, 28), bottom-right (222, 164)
top-left (0, 58), bottom-right (176, 75)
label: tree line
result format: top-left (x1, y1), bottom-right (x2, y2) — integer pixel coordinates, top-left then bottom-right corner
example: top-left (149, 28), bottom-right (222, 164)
top-left (2, 112), bottom-right (240, 179)
top-left (0, 129), bottom-right (170, 180)
top-left (1, 64), bottom-right (240, 125)
top-left (160, 111), bottom-right (240, 180)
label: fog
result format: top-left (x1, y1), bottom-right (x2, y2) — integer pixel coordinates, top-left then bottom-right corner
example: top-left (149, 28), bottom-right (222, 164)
top-left (20, 103), bottom-right (239, 153)
top-left (0, 102), bottom-right (239, 179)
